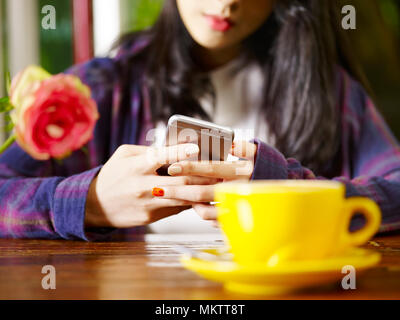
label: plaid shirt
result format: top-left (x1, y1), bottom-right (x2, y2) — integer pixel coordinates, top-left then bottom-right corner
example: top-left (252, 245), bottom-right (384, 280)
top-left (1, 41), bottom-right (400, 240)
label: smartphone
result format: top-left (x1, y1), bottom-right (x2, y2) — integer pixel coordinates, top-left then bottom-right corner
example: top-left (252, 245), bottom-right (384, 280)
top-left (165, 115), bottom-right (235, 161)
top-left (157, 115), bottom-right (235, 175)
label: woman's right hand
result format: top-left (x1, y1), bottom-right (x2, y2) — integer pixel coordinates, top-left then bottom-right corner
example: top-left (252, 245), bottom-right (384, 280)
top-left (84, 143), bottom-right (218, 228)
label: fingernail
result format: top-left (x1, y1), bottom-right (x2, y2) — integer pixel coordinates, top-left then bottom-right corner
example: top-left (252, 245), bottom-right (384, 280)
top-left (185, 145), bottom-right (199, 157)
top-left (168, 165), bottom-right (182, 175)
top-left (152, 188), bottom-right (165, 197)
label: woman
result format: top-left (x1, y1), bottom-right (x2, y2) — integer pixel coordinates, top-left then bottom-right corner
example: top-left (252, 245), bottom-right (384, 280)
top-left (1, 0), bottom-right (400, 240)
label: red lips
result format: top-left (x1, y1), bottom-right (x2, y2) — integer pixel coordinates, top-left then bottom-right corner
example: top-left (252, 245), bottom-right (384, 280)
top-left (205, 15), bottom-right (234, 32)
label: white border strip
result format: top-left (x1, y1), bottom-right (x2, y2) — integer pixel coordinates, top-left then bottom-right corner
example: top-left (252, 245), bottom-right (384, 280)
top-left (93, 0), bottom-right (121, 57)
top-left (6, 0), bottom-right (39, 77)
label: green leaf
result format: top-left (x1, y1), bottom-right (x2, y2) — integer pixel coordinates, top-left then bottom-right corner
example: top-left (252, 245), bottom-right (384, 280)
top-left (0, 105), bottom-right (13, 113)
top-left (0, 135), bottom-right (16, 155)
top-left (55, 158), bottom-right (64, 166)
top-left (5, 122), bottom-right (15, 133)
top-left (4, 113), bottom-right (14, 132)
top-left (80, 146), bottom-right (89, 155)
top-left (0, 97), bottom-right (13, 113)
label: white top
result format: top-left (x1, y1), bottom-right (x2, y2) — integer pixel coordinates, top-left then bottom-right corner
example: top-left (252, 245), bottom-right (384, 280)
top-left (149, 59), bottom-right (267, 234)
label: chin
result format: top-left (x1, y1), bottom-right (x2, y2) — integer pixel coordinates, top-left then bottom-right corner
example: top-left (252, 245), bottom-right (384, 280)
top-left (193, 34), bottom-right (235, 51)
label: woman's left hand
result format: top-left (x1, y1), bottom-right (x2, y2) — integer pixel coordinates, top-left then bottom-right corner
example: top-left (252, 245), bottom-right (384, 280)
top-left (153, 141), bottom-right (257, 221)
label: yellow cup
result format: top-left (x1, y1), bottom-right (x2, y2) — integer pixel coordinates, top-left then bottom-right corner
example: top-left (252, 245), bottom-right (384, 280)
top-left (215, 180), bottom-right (381, 266)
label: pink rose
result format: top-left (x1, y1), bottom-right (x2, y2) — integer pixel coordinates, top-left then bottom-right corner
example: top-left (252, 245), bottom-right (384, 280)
top-left (9, 66), bottom-right (99, 160)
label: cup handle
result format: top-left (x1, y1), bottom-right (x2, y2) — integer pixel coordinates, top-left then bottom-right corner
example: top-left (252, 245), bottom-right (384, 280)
top-left (341, 197), bottom-right (381, 248)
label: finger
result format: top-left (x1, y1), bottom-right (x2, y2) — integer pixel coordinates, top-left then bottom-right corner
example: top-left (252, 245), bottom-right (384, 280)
top-left (124, 176), bottom-right (219, 201)
top-left (153, 185), bottom-right (215, 202)
top-left (193, 204), bottom-right (218, 221)
top-left (230, 141), bottom-right (257, 161)
top-left (144, 144), bottom-right (200, 171)
top-left (150, 199), bottom-right (196, 208)
top-left (168, 160), bottom-right (253, 180)
top-left (114, 144), bottom-right (151, 158)
top-left (152, 176), bottom-right (220, 187)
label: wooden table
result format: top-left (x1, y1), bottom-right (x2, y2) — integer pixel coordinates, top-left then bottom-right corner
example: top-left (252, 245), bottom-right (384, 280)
top-left (0, 233), bottom-right (399, 300)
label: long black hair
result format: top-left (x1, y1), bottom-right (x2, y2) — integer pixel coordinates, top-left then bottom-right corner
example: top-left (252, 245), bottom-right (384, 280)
top-left (116, 0), bottom-right (368, 174)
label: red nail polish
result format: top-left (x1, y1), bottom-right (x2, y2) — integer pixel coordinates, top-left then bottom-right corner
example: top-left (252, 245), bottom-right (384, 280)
top-left (152, 188), bottom-right (165, 197)
top-left (231, 142), bottom-right (235, 149)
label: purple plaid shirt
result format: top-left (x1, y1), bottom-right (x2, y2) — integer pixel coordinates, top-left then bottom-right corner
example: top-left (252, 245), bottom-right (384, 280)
top-left (1, 40), bottom-right (400, 240)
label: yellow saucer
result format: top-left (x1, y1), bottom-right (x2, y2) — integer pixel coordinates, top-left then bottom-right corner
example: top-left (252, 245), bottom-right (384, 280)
top-left (181, 248), bottom-right (381, 296)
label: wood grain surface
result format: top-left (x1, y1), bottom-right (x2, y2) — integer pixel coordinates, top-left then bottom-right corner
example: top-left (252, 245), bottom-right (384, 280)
top-left (0, 233), bottom-right (399, 300)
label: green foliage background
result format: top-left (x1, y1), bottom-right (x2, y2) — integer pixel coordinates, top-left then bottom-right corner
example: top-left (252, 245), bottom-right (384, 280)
top-left (120, 0), bottom-right (163, 33)
top-left (342, 0), bottom-right (400, 137)
top-left (39, 0), bottom-right (73, 74)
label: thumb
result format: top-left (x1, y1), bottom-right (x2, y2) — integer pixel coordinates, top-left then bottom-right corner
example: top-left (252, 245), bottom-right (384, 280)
top-left (230, 141), bottom-right (257, 161)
